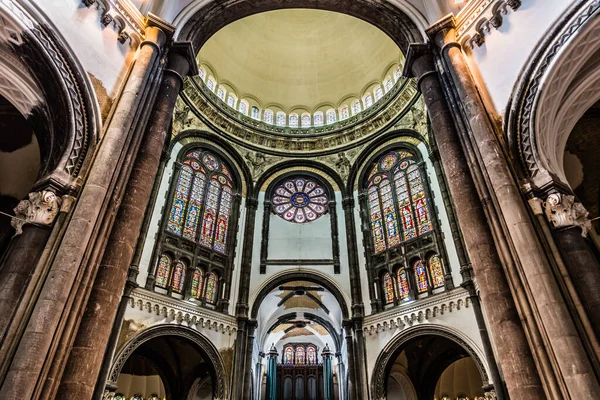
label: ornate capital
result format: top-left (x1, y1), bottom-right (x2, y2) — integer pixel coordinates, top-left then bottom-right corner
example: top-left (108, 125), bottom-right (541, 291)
top-left (11, 191), bottom-right (62, 235)
top-left (544, 193), bottom-right (592, 237)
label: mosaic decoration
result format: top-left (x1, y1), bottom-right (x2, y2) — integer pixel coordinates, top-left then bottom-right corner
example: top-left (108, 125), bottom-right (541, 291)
top-left (307, 346), bottom-right (317, 364)
top-left (272, 177), bottom-right (329, 224)
top-left (383, 272), bottom-right (395, 303)
top-left (429, 254), bottom-right (445, 288)
top-left (397, 268), bottom-right (410, 300)
top-left (155, 254), bottom-right (172, 288)
top-left (191, 268), bottom-right (204, 299)
top-left (284, 346), bottom-right (294, 365)
top-left (295, 346), bottom-right (306, 365)
top-left (166, 150), bottom-right (235, 254)
top-left (414, 259), bottom-right (429, 293)
top-left (171, 260), bottom-right (186, 293)
top-left (366, 150), bottom-right (434, 253)
top-left (204, 272), bottom-right (218, 304)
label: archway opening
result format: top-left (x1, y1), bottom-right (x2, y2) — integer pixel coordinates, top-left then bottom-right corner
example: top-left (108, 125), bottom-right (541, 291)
top-left (384, 335), bottom-right (487, 400)
top-left (113, 335), bottom-right (215, 400)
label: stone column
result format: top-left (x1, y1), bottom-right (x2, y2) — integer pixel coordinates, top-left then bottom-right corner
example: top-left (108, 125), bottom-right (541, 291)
top-left (342, 321), bottom-right (357, 400)
top-left (404, 44), bottom-right (544, 399)
top-left (55, 42), bottom-right (197, 399)
top-left (265, 344), bottom-right (278, 400)
top-left (322, 344), bottom-right (334, 400)
top-left (429, 17), bottom-right (600, 398)
top-left (243, 321), bottom-right (258, 397)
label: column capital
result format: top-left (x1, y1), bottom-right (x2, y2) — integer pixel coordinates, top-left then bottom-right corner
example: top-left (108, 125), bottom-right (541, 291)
top-left (425, 14), bottom-right (457, 46)
top-left (11, 190), bottom-right (62, 235)
top-left (164, 41), bottom-right (198, 88)
top-left (403, 43), bottom-right (435, 80)
top-left (145, 13), bottom-right (176, 41)
top-left (543, 193), bottom-right (592, 237)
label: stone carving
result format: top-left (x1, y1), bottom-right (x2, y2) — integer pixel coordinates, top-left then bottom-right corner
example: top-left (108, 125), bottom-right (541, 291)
top-left (11, 191), bottom-right (62, 235)
top-left (456, 0), bottom-right (522, 49)
top-left (82, 0), bottom-right (143, 47)
top-left (244, 150), bottom-right (268, 180)
top-left (544, 193), bottom-right (592, 237)
top-left (334, 152), bottom-right (351, 181)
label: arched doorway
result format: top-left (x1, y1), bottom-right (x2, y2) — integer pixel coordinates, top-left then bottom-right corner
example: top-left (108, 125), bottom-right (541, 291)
top-left (373, 329), bottom-right (490, 400)
top-left (108, 325), bottom-right (229, 400)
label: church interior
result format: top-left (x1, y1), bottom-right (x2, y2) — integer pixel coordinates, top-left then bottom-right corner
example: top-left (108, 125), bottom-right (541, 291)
top-left (0, 0), bottom-right (599, 399)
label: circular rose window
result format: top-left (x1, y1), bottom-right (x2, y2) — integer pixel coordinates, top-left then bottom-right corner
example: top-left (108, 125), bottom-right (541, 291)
top-left (272, 177), bottom-right (329, 223)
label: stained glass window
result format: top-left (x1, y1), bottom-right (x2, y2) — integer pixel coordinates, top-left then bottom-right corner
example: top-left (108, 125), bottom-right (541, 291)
top-left (276, 112), bottom-right (286, 127)
top-left (374, 86), bottom-right (384, 101)
top-left (394, 65), bottom-right (402, 82)
top-left (295, 346), bottom-right (306, 365)
top-left (166, 150), bottom-right (235, 254)
top-left (326, 109), bottom-right (336, 124)
top-left (428, 254), bottom-right (445, 288)
top-left (206, 77), bottom-right (216, 92)
top-left (396, 268), bottom-right (410, 300)
top-left (204, 272), bottom-right (218, 304)
top-left (366, 151), bottom-right (434, 253)
top-left (198, 67), bottom-right (206, 82)
top-left (340, 106), bottom-right (349, 120)
top-left (155, 254), bottom-right (172, 288)
top-left (132, 394), bottom-right (143, 400)
top-left (284, 346), bottom-right (294, 365)
top-left (251, 106), bottom-right (260, 120)
top-left (289, 114), bottom-right (299, 128)
top-left (306, 346), bottom-right (317, 364)
top-left (384, 78), bottom-right (393, 92)
top-left (383, 272), bottom-right (395, 304)
top-left (301, 114), bottom-right (311, 128)
top-left (239, 101), bottom-right (248, 115)
top-left (264, 109), bottom-right (274, 124)
top-left (113, 394), bottom-right (125, 400)
top-left (363, 94), bottom-right (373, 109)
top-left (148, 395), bottom-right (160, 400)
top-left (171, 260), bottom-right (186, 293)
top-left (227, 94), bottom-right (237, 108)
top-left (191, 268), bottom-right (204, 299)
top-left (314, 112), bottom-right (324, 127)
top-left (414, 259), bottom-right (429, 293)
top-left (352, 101), bottom-right (361, 115)
top-left (272, 177), bottom-right (329, 224)
top-left (217, 86), bottom-right (226, 101)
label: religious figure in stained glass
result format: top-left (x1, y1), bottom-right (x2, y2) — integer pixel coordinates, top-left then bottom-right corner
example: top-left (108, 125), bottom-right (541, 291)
top-left (272, 177), bottom-right (329, 224)
top-left (326, 109), bottom-right (336, 124)
top-left (366, 150), bottom-right (434, 253)
top-left (414, 259), bottom-right (429, 293)
top-left (396, 268), bottom-right (410, 300)
top-left (155, 254), bottom-right (172, 288)
top-left (306, 346), bottom-right (317, 364)
top-left (166, 150), bottom-right (235, 254)
top-left (264, 109), bottom-right (274, 124)
top-left (171, 260), bottom-right (186, 293)
top-left (204, 272), bottom-right (218, 304)
top-left (295, 346), bottom-right (306, 365)
top-left (284, 346), bottom-right (294, 365)
top-left (428, 254), bottom-right (445, 288)
top-left (191, 268), bottom-right (204, 299)
top-left (383, 272), bottom-right (395, 304)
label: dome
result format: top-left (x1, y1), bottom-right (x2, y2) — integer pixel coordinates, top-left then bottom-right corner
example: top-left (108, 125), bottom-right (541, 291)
top-left (197, 9), bottom-right (403, 112)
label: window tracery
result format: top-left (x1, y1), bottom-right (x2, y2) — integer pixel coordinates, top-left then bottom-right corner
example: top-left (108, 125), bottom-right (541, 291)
top-left (155, 254), bottom-right (172, 288)
top-left (428, 254), bottom-right (445, 289)
top-left (171, 260), bottom-right (186, 293)
top-left (284, 346), bottom-right (294, 365)
top-left (396, 268), bottom-right (410, 300)
top-left (272, 177), bottom-right (329, 224)
top-left (383, 272), bottom-right (395, 304)
top-left (306, 346), bottom-right (317, 364)
top-left (414, 259), bottom-right (429, 293)
top-left (295, 346), bottom-right (306, 365)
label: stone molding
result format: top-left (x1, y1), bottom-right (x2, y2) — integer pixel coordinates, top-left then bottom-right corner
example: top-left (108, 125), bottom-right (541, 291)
top-left (362, 288), bottom-right (471, 335)
top-left (82, 0), bottom-right (144, 46)
top-left (11, 190), bottom-right (62, 235)
top-left (129, 288), bottom-right (238, 335)
top-left (544, 193), bottom-right (592, 237)
top-left (455, 0), bottom-right (521, 49)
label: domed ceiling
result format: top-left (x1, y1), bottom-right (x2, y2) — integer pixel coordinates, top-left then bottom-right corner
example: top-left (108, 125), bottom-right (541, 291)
top-left (197, 9), bottom-right (403, 110)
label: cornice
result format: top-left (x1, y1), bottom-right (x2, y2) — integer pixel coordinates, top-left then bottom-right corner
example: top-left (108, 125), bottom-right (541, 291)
top-left (82, 0), bottom-right (146, 46)
top-left (130, 288), bottom-right (238, 335)
top-left (454, 0), bottom-right (522, 49)
top-left (362, 288), bottom-right (471, 335)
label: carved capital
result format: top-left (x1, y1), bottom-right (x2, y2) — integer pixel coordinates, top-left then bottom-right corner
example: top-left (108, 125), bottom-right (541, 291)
top-left (11, 191), bottom-right (62, 235)
top-left (543, 193), bottom-right (592, 237)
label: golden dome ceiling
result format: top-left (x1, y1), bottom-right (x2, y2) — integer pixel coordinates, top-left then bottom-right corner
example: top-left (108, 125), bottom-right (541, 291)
top-left (197, 9), bottom-right (402, 110)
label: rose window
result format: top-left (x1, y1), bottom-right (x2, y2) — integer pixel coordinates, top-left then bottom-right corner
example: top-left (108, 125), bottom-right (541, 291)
top-left (272, 177), bottom-right (329, 223)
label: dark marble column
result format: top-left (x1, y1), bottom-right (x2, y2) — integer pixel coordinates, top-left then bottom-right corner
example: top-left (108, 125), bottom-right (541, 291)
top-left (404, 44), bottom-right (544, 399)
top-left (342, 321), bottom-right (357, 400)
top-left (243, 321), bottom-right (258, 398)
top-left (56, 42), bottom-right (197, 400)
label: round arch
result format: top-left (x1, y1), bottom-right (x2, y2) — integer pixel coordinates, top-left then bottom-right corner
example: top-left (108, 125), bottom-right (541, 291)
top-left (250, 270), bottom-right (350, 320)
top-left (256, 159), bottom-right (346, 194)
top-left (108, 324), bottom-right (229, 400)
top-left (264, 311), bottom-right (343, 351)
top-left (175, 1), bottom-right (426, 54)
top-left (371, 324), bottom-right (490, 399)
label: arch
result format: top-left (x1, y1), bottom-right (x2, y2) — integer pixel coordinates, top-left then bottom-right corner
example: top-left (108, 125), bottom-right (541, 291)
top-left (264, 312), bottom-right (343, 351)
top-left (371, 325), bottom-right (490, 399)
top-left (176, 1), bottom-right (426, 55)
top-left (256, 159), bottom-right (345, 194)
top-left (250, 270), bottom-right (350, 320)
top-left (108, 325), bottom-right (229, 399)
